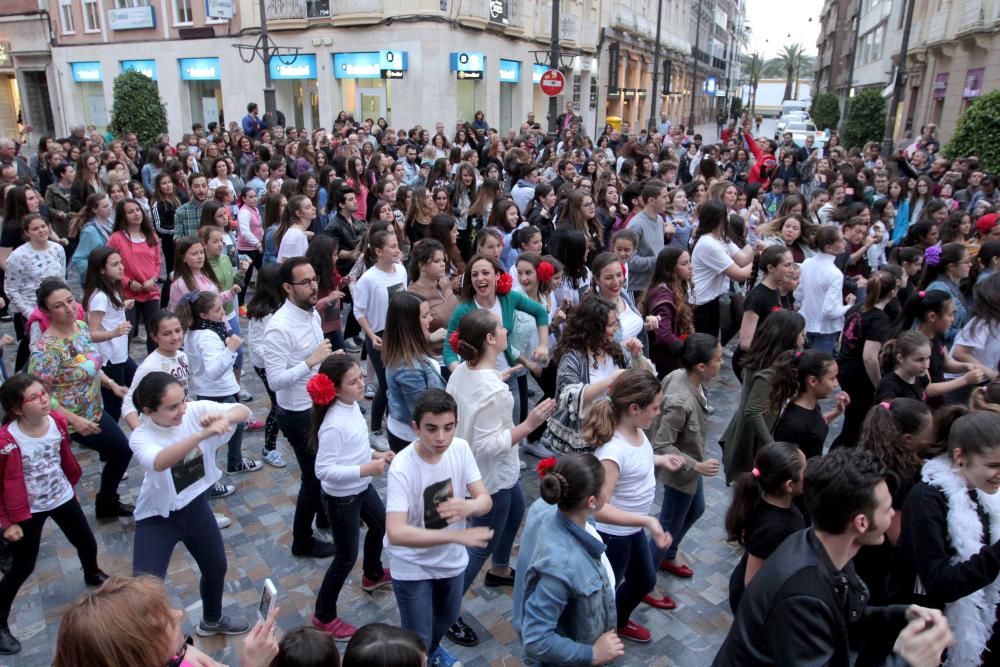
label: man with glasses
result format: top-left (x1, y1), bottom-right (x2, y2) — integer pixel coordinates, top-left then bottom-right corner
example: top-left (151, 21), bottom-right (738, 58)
top-left (263, 257), bottom-right (335, 559)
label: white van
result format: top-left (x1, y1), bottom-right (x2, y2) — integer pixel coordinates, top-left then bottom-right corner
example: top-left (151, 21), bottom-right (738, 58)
top-left (781, 100), bottom-right (810, 117)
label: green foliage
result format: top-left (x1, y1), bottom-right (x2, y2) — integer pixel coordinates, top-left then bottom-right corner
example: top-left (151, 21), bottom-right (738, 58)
top-left (810, 92), bottom-right (841, 132)
top-left (108, 70), bottom-right (167, 147)
top-left (944, 90), bottom-right (1000, 174)
top-left (842, 89), bottom-right (886, 150)
top-left (730, 97), bottom-right (743, 118)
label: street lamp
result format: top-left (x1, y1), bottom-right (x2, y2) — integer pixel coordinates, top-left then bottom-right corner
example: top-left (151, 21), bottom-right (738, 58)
top-left (648, 0), bottom-right (665, 132)
top-left (687, 0), bottom-right (704, 131)
top-left (882, 0), bottom-right (917, 156)
top-left (234, 0), bottom-right (302, 124)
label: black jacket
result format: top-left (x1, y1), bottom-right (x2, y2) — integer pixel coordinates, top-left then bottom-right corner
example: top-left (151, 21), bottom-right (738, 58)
top-left (714, 529), bottom-right (911, 667)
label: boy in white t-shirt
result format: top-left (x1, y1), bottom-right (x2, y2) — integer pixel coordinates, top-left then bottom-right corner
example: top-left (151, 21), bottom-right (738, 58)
top-left (384, 389), bottom-right (493, 667)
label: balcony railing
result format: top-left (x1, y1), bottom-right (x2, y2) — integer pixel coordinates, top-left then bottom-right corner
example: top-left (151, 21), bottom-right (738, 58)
top-left (264, 0), bottom-right (306, 20)
top-left (956, 0), bottom-right (985, 33)
top-left (924, 6), bottom-right (949, 43)
top-left (331, 0), bottom-right (382, 15)
top-left (263, 0), bottom-right (381, 19)
top-left (534, 5), bottom-right (580, 41)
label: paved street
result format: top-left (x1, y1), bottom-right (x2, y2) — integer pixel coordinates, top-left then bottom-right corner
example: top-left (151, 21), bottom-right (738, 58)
top-left (0, 327), bottom-right (762, 667)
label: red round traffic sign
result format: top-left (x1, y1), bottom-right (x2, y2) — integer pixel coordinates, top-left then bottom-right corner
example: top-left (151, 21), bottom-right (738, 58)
top-left (539, 69), bottom-right (565, 97)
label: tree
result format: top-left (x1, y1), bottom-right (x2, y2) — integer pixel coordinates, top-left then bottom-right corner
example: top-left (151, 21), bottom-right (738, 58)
top-left (741, 53), bottom-right (764, 114)
top-left (777, 44), bottom-right (805, 101)
top-left (810, 92), bottom-right (841, 132)
top-left (108, 69), bottom-right (167, 147)
top-left (944, 90), bottom-right (1000, 175)
top-left (842, 89), bottom-right (886, 150)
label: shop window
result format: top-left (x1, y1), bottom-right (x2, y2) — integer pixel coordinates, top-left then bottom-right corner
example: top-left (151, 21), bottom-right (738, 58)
top-left (83, 0), bottom-right (101, 32)
top-left (173, 0), bottom-right (193, 25)
top-left (59, 0), bottom-right (75, 34)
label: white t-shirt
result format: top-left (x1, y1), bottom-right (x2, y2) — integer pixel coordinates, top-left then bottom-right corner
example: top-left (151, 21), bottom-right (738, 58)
top-left (481, 298), bottom-right (510, 373)
top-left (594, 430), bottom-right (656, 536)
top-left (88, 291), bottom-right (129, 364)
top-left (315, 401), bottom-right (373, 498)
top-left (954, 318), bottom-right (1000, 370)
top-left (130, 400), bottom-right (238, 520)
top-left (353, 263), bottom-right (407, 334)
top-left (384, 437), bottom-right (483, 581)
top-left (277, 227), bottom-right (309, 262)
top-left (8, 418), bottom-right (74, 513)
top-left (617, 300), bottom-right (644, 341)
top-left (122, 349), bottom-right (191, 422)
top-left (691, 235), bottom-right (739, 305)
top-left (588, 353), bottom-right (618, 400)
top-left (584, 520), bottom-right (616, 588)
top-left (552, 271), bottom-right (591, 309)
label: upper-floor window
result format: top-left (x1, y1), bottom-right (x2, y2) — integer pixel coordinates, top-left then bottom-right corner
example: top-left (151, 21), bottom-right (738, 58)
top-left (307, 0), bottom-right (330, 17)
top-left (115, 0), bottom-right (151, 6)
top-left (83, 0), bottom-right (101, 32)
top-left (59, 0), bottom-right (75, 33)
top-left (173, 0), bottom-right (194, 24)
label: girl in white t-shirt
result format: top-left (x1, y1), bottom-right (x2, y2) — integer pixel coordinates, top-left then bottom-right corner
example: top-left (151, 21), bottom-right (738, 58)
top-left (384, 388), bottom-right (493, 667)
top-left (128, 371), bottom-right (252, 638)
top-left (82, 247), bottom-right (135, 423)
top-left (583, 368), bottom-right (684, 644)
top-left (275, 194), bottom-right (315, 263)
top-left (0, 373), bottom-right (108, 654)
top-left (122, 310), bottom-right (190, 431)
top-left (353, 229), bottom-right (407, 439)
top-left (309, 355), bottom-right (395, 642)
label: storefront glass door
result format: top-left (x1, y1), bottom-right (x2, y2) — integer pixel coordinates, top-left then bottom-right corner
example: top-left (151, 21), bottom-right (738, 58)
top-left (356, 88), bottom-right (386, 121)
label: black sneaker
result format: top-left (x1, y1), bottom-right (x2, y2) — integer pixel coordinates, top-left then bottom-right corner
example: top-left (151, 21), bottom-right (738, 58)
top-left (0, 624), bottom-right (20, 655)
top-left (84, 568), bottom-right (110, 587)
top-left (484, 569), bottom-right (515, 587)
top-left (291, 539), bottom-right (336, 558)
top-left (95, 495), bottom-right (135, 519)
top-left (196, 615), bottom-right (251, 637)
top-left (209, 482), bottom-right (235, 498)
top-left (226, 458), bottom-right (263, 474)
top-left (446, 616), bottom-right (479, 647)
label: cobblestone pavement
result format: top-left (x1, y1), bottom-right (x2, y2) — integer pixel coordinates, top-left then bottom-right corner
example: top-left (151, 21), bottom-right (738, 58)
top-left (0, 332), bottom-right (753, 667)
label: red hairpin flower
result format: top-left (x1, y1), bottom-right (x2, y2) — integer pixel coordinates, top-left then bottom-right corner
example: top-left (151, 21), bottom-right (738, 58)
top-left (449, 330), bottom-right (461, 354)
top-left (537, 457), bottom-right (558, 478)
top-left (536, 261), bottom-right (555, 283)
top-left (307, 373), bottom-right (337, 406)
top-left (771, 305), bottom-right (783, 312)
top-left (496, 273), bottom-right (514, 296)
top-left (678, 334), bottom-right (689, 342)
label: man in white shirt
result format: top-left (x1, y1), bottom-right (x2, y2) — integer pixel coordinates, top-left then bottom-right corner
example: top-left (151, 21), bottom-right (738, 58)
top-left (797, 226), bottom-right (855, 354)
top-left (263, 257), bottom-right (335, 558)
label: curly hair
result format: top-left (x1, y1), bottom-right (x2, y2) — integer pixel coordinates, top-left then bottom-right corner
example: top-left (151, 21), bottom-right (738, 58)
top-left (768, 349), bottom-right (834, 414)
top-left (552, 294), bottom-right (626, 368)
top-left (858, 398), bottom-right (931, 480)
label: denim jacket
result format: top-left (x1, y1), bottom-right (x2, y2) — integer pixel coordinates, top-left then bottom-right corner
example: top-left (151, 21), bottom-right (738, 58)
top-left (513, 500), bottom-right (616, 666)
top-left (385, 357), bottom-right (446, 426)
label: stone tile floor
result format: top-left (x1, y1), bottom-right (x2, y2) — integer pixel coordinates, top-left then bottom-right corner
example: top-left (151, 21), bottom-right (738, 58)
top-left (0, 336), bottom-right (756, 667)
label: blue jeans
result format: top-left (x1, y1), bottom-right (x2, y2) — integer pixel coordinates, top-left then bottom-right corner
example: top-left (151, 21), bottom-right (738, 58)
top-left (133, 492), bottom-right (227, 622)
top-left (71, 410), bottom-right (132, 502)
top-left (806, 331), bottom-right (840, 354)
top-left (651, 479), bottom-right (705, 563)
top-left (393, 575), bottom-right (464, 654)
top-left (315, 484), bottom-right (386, 623)
top-left (197, 393), bottom-right (246, 471)
top-left (463, 481), bottom-right (525, 591)
top-left (599, 529), bottom-right (657, 630)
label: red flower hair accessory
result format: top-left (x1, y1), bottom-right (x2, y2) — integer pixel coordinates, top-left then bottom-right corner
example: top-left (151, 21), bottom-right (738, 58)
top-left (677, 334), bottom-right (689, 342)
top-left (449, 330), bottom-right (461, 355)
top-left (771, 305), bottom-right (783, 312)
top-left (536, 261), bottom-right (555, 283)
top-left (307, 373), bottom-right (337, 406)
top-left (537, 457), bottom-right (558, 478)
top-left (496, 272), bottom-right (514, 296)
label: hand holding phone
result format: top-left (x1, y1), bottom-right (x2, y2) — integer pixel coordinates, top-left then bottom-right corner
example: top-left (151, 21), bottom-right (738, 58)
top-left (258, 578), bottom-right (277, 622)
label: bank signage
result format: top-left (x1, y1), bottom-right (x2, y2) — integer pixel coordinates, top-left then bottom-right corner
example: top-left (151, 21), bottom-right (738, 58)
top-left (121, 59), bottom-right (157, 80)
top-left (269, 54), bottom-right (317, 80)
top-left (498, 59), bottom-right (521, 83)
top-left (333, 51), bottom-right (408, 80)
top-left (451, 52), bottom-right (484, 80)
top-left (71, 62), bottom-right (102, 82)
top-left (179, 57), bottom-right (221, 80)
top-left (108, 6), bottom-right (156, 30)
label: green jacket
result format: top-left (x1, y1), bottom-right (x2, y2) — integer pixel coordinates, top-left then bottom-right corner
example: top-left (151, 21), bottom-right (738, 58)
top-left (444, 291), bottom-right (549, 368)
top-left (208, 254), bottom-right (237, 316)
top-left (721, 367), bottom-right (777, 484)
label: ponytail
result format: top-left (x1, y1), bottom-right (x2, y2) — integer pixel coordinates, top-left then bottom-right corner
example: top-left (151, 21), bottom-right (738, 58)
top-left (901, 289), bottom-right (952, 331)
top-left (878, 330), bottom-right (929, 375)
top-left (538, 453), bottom-right (605, 512)
top-left (858, 398), bottom-right (930, 479)
top-left (724, 441), bottom-right (804, 545)
top-left (768, 349), bottom-right (834, 414)
top-left (969, 381), bottom-right (1000, 414)
top-left (450, 309), bottom-right (499, 366)
top-left (925, 405), bottom-right (1000, 459)
top-left (580, 368), bottom-right (661, 449)
top-left (862, 270), bottom-right (898, 312)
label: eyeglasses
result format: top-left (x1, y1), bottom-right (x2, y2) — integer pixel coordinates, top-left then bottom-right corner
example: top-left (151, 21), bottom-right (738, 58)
top-left (22, 389), bottom-right (48, 405)
top-left (287, 276), bottom-right (319, 287)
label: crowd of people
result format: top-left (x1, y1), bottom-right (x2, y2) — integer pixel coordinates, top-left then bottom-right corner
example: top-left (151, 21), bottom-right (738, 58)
top-left (0, 102), bottom-right (996, 665)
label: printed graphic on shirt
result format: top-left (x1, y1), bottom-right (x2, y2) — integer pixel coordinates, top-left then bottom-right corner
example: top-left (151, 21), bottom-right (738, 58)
top-left (387, 282), bottom-right (404, 301)
top-left (422, 478), bottom-right (453, 530)
top-left (21, 441), bottom-right (71, 509)
top-left (172, 449), bottom-right (206, 494)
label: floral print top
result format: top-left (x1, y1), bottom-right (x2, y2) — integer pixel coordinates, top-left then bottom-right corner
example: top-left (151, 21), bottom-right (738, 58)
top-left (4, 242), bottom-right (66, 318)
top-left (27, 321), bottom-right (104, 430)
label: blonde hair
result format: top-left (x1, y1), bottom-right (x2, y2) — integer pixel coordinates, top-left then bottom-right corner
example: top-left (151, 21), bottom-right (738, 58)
top-left (54, 576), bottom-right (176, 667)
top-left (580, 368), bottom-right (660, 448)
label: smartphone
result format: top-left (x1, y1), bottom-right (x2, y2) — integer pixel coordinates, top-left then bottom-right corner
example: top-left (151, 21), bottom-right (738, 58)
top-left (258, 578), bottom-right (277, 622)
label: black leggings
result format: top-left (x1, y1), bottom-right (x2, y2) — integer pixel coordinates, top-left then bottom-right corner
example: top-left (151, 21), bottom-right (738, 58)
top-left (253, 366), bottom-right (279, 452)
top-left (128, 299), bottom-right (160, 354)
top-left (364, 334), bottom-right (387, 432)
top-left (693, 298), bottom-right (721, 338)
top-left (0, 497), bottom-right (99, 623)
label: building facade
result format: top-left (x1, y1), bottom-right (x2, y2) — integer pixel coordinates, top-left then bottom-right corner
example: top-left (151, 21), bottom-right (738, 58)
top-left (852, 0), bottom-right (903, 94)
top-left (896, 0), bottom-right (1000, 143)
top-left (814, 0), bottom-right (860, 118)
top-left (0, 0), bottom-right (58, 144)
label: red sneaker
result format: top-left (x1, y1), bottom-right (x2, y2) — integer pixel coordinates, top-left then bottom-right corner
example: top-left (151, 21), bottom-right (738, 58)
top-left (239, 305), bottom-right (248, 319)
top-left (618, 620), bottom-right (651, 643)
top-left (361, 569), bottom-right (392, 593)
top-left (659, 560), bottom-right (694, 578)
top-left (643, 592), bottom-right (678, 610)
top-left (245, 419), bottom-right (265, 432)
top-left (312, 615), bottom-right (357, 641)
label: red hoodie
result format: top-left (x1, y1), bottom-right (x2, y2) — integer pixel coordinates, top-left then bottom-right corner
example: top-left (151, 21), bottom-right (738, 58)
top-left (0, 412), bottom-right (81, 529)
top-left (745, 131), bottom-right (777, 189)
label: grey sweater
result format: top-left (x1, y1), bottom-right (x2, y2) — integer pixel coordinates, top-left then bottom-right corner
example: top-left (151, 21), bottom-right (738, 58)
top-left (626, 209), bottom-right (664, 292)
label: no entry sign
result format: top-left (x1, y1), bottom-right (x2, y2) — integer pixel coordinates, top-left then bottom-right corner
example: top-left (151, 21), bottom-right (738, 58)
top-left (539, 69), bottom-right (565, 97)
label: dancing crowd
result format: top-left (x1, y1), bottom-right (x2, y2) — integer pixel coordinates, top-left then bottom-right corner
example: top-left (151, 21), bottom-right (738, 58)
top-left (0, 104), bottom-right (996, 665)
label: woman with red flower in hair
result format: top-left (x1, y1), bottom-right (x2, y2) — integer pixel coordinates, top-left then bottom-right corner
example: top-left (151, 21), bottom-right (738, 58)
top-left (308, 354), bottom-right (394, 641)
top-left (443, 309), bottom-right (556, 647)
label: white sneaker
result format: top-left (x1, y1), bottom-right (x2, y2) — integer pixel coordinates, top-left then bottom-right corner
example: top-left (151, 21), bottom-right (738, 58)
top-left (370, 429), bottom-right (390, 452)
top-left (214, 513), bottom-right (232, 529)
top-left (521, 439), bottom-right (555, 459)
top-left (262, 449), bottom-right (287, 468)
top-left (364, 383), bottom-right (376, 399)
